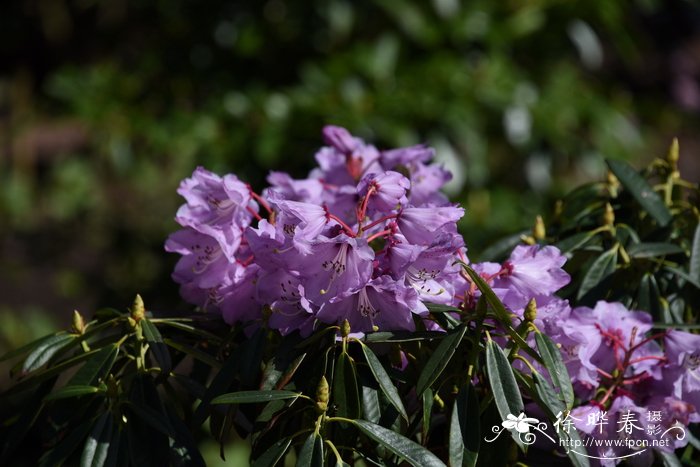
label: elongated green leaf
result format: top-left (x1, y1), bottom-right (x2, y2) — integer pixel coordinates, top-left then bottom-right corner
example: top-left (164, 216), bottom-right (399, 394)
top-left (80, 411), bottom-right (114, 467)
top-left (535, 333), bottom-right (574, 410)
top-left (193, 352), bottom-right (238, 426)
top-left (606, 159), bottom-right (672, 226)
top-left (577, 247), bottom-right (618, 300)
top-left (38, 418), bottom-right (95, 467)
top-left (1, 332), bottom-right (67, 363)
top-left (626, 242), bottom-right (684, 258)
top-left (657, 450), bottom-right (682, 467)
top-left (422, 388), bottom-right (433, 440)
top-left (141, 319), bottom-right (172, 374)
top-left (22, 333), bottom-right (76, 373)
top-left (334, 352), bottom-right (360, 419)
top-left (45, 385), bottom-right (102, 401)
top-left (555, 230), bottom-right (598, 254)
top-left (416, 324), bottom-right (467, 396)
top-left (211, 390), bottom-right (301, 405)
top-left (664, 266), bottom-right (700, 289)
top-left (462, 265), bottom-right (542, 363)
top-left (259, 337), bottom-right (306, 391)
top-left (691, 222), bottom-right (700, 284)
top-left (7, 347), bottom-right (103, 396)
top-left (296, 432), bottom-right (324, 467)
top-left (363, 331), bottom-right (443, 343)
top-left (353, 420), bottom-right (445, 467)
top-left (485, 340), bottom-right (524, 424)
top-left (425, 303), bottom-right (462, 313)
top-left (163, 338), bottom-right (220, 369)
top-left (532, 372), bottom-right (565, 416)
top-left (360, 343), bottom-right (407, 421)
top-left (150, 319), bottom-right (223, 344)
top-left (251, 438), bottom-right (292, 467)
top-left (69, 344), bottom-right (119, 387)
top-left (479, 232), bottom-right (527, 262)
top-left (449, 384), bottom-right (479, 467)
top-left (651, 322), bottom-right (700, 329)
top-left (164, 405), bottom-right (206, 467)
top-left (361, 384), bottom-right (382, 424)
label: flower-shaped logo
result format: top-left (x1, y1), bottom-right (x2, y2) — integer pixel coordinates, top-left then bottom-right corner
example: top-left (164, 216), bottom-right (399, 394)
top-left (502, 413), bottom-right (540, 434)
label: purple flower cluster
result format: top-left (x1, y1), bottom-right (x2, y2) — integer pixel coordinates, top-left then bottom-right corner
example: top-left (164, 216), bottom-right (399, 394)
top-left (456, 246), bottom-right (699, 465)
top-left (167, 125), bottom-right (698, 464)
top-left (167, 125), bottom-right (464, 334)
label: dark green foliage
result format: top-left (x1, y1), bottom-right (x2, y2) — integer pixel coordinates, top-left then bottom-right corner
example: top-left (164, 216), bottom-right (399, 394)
top-left (545, 149), bottom-right (700, 323)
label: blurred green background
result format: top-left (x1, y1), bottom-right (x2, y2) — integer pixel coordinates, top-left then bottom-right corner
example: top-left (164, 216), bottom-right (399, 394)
top-left (2, 0), bottom-right (700, 352)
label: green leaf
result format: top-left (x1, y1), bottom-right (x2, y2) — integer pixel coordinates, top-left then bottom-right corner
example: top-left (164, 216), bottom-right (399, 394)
top-left (251, 438), bottom-right (292, 467)
top-left (69, 344), bottom-right (119, 387)
top-left (657, 450), bottom-right (682, 467)
top-left (531, 372), bottom-right (565, 416)
top-left (691, 222), bottom-right (700, 284)
top-left (425, 303), bottom-right (462, 313)
top-left (7, 347), bottom-right (104, 396)
top-left (577, 246), bottom-right (618, 300)
top-left (479, 232), bottom-right (527, 262)
top-left (296, 432), bottom-right (324, 467)
top-left (164, 405), bottom-right (206, 467)
top-left (45, 385), bottom-right (102, 401)
top-left (422, 388), bottom-right (433, 440)
top-left (259, 337), bottom-right (306, 391)
top-left (140, 319), bottom-right (172, 375)
top-left (21, 333), bottom-right (76, 373)
top-left (535, 333), bottom-right (574, 410)
top-left (193, 352), bottom-right (238, 426)
top-left (353, 419), bottom-right (445, 467)
top-left (163, 338), bottom-right (220, 369)
top-left (664, 266), bottom-right (700, 289)
top-left (150, 319), bottom-right (223, 344)
top-left (363, 331), bottom-right (443, 343)
top-left (448, 384), bottom-right (479, 467)
top-left (211, 390), bottom-right (301, 405)
top-left (38, 418), bottom-right (95, 467)
top-left (360, 343), bottom-right (408, 421)
top-left (485, 340), bottom-right (524, 426)
top-left (1, 332), bottom-right (66, 363)
top-left (416, 323), bottom-right (467, 396)
top-left (626, 242), bottom-right (684, 258)
top-left (360, 383), bottom-right (382, 424)
top-left (606, 159), bottom-right (672, 226)
top-left (555, 230), bottom-right (598, 254)
top-left (80, 411), bottom-right (117, 467)
top-left (334, 352), bottom-right (361, 419)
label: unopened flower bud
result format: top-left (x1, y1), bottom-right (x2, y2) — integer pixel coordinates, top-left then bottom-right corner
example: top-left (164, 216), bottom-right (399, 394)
top-left (532, 215), bottom-right (546, 241)
top-left (131, 294), bottom-right (145, 322)
top-left (524, 298), bottom-right (537, 322)
top-left (72, 310), bottom-right (85, 334)
top-left (316, 376), bottom-right (329, 412)
top-left (341, 319), bottom-right (351, 338)
top-left (603, 203), bottom-right (615, 227)
top-left (668, 138), bottom-right (679, 167)
top-left (606, 172), bottom-right (620, 198)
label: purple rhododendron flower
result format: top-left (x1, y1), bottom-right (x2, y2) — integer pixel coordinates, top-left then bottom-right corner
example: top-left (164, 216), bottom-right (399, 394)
top-left (298, 234), bottom-right (375, 305)
top-left (316, 275), bottom-right (426, 332)
top-left (264, 171), bottom-right (324, 205)
top-left (357, 170), bottom-right (410, 214)
top-left (664, 330), bottom-right (700, 421)
top-left (493, 245), bottom-right (570, 299)
top-left (397, 205), bottom-right (464, 244)
top-left (176, 167), bottom-right (255, 229)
